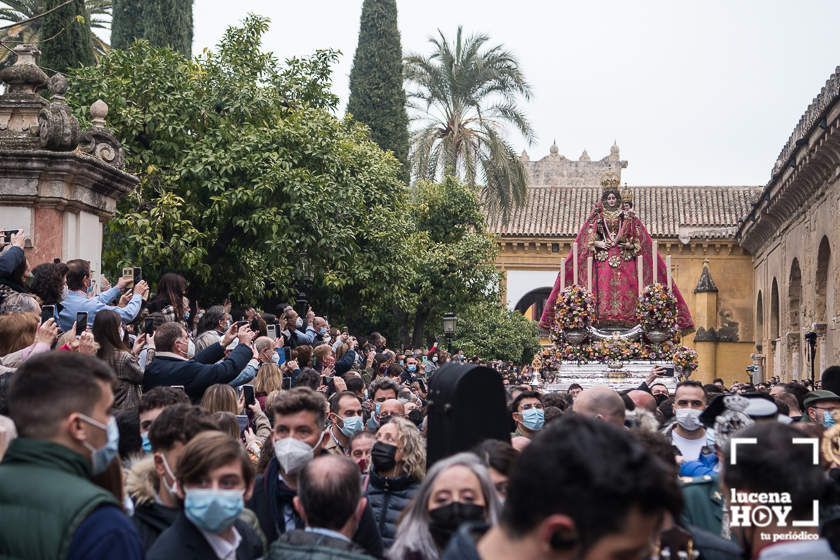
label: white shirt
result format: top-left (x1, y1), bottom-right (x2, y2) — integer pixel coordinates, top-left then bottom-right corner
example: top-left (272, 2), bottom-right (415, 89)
top-left (672, 429), bottom-right (706, 462)
top-left (199, 526), bottom-right (242, 560)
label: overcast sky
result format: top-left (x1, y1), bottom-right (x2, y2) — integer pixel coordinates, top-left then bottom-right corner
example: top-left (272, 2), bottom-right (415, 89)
top-left (197, 2), bottom-right (833, 185)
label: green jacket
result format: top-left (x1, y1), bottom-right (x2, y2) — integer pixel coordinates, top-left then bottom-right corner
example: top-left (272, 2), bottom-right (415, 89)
top-left (680, 473), bottom-right (724, 538)
top-left (0, 438), bottom-right (117, 560)
top-left (268, 529), bottom-right (375, 560)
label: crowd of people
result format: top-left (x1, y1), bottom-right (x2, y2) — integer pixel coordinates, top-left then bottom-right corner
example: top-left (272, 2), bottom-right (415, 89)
top-left (2, 233), bottom-right (840, 559)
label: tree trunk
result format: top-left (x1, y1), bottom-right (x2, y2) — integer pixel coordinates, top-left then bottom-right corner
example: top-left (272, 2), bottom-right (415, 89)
top-left (412, 306), bottom-right (431, 348)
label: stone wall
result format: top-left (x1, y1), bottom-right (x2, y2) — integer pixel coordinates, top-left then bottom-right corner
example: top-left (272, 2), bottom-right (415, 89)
top-left (523, 142), bottom-right (627, 188)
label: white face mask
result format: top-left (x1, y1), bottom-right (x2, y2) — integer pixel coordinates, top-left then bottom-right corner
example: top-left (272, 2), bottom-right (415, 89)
top-left (295, 317), bottom-right (303, 328)
top-left (675, 408), bottom-right (703, 431)
top-left (273, 434), bottom-right (322, 475)
top-left (61, 285), bottom-right (69, 300)
top-left (118, 327), bottom-right (125, 341)
top-left (187, 339), bottom-right (196, 359)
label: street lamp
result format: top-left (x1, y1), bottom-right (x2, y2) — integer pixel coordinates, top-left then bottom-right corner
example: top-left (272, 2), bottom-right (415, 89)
top-left (443, 312), bottom-right (457, 352)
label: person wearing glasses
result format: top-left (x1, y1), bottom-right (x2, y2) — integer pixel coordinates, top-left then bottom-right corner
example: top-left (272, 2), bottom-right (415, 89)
top-left (510, 390), bottom-right (544, 440)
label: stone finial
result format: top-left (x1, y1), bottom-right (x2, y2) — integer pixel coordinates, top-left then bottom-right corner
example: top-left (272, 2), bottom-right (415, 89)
top-left (579, 149), bottom-right (590, 162)
top-left (520, 149), bottom-right (529, 162)
top-left (694, 259), bottom-right (719, 293)
top-left (38, 73), bottom-right (80, 151)
top-left (549, 139), bottom-right (559, 156)
top-left (90, 99), bottom-right (108, 128)
top-left (609, 140), bottom-right (620, 160)
top-left (0, 44), bottom-right (48, 95)
top-left (78, 99), bottom-right (124, 168)
top-left (47, 73), bottom-right (68, 98)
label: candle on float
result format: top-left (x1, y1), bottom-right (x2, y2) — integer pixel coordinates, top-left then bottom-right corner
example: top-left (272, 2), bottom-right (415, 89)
top-left (666, 255), bottom-right (672, 293)
top-left (637, 255), bottom-right (644, 296)
top-left (560, 258), bottom-right (566, 291)
top-left (587, 255), bottom-right (593, 292)
top-left (572, 244), bottom-right (579, 286)
top-left (652, 240), bottom-right (659, 285)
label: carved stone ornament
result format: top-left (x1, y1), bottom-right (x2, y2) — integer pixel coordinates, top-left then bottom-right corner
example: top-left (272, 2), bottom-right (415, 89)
top-left (694, 260), bottom-right (719, 293)
top-left (77, 99), bottom-right (125, 169)
top-left (0, 44), bottom-right (48, 95)
top-left (38, 73), bottom-right (80, 151)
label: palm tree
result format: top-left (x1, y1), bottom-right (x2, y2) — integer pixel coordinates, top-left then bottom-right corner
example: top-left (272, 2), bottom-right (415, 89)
top-left (0, 0), bottom-right (111, 65)
top-left (405, 26), bottom-right (535, 221)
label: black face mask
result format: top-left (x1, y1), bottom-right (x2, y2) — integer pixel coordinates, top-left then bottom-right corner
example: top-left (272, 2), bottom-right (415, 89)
top-left (428, 501), bottom-right (486, 550)
top-left (371, 441), bottom-right (397, 474)
top-left (654, 393), bottom-right (669, 406)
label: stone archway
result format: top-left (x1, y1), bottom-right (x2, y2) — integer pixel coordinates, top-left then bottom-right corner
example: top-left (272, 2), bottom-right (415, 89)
top-left (770, 278), bottom-right (780, 340)
top-left (756, 290), bottom-right (764, 342)
top-left (789, 259), bottom-right (802, 330)
top-left (514, 287), bottom-right (552, 321)
top-left (788, 259), bottom-right (802, 379)
top-left (816, 236), bottom-right (831, 324)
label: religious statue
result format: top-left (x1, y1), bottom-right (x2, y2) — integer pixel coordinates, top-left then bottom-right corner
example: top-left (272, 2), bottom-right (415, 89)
top-left (539, 175), bottom-right (694, 331)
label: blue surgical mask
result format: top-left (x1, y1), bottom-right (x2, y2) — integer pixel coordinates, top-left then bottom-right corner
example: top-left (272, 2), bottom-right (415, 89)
top-left (339, 415), bottom-right (364, 438)
top-left (375, 402), bottom-right (382, 416)
top-left (141, 431), bottom-right (152, 454)
top-left (407, 365), bottom-right (417, 373)
top-left (79, 414), bottom-right (119, 475)
top-left (824, 410), bottom-right (837, 429)
top-left (319, 327), bottom-right (328, 336)
top-left (184, 488), bottom-right (244, 533)
top-left (521, 408), bottom-right (545, 432)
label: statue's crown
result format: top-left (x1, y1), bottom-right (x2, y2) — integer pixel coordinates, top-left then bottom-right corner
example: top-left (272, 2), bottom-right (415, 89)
top-left (600, 173), bottom-right (620, 189)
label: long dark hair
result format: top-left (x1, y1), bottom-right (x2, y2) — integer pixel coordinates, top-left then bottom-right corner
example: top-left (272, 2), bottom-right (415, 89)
top-left (149, 273), bottom-right (187, 320)
top-left (29, 262), bottom-right (68, 305)
top-left (92, 310), bottom-right (128, 359)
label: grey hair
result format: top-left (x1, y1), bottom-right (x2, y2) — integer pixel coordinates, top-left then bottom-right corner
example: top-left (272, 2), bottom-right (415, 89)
top-left (0, 293), bottom-right (40, 315)
top-left (387, 452), bottom-right (501, 560)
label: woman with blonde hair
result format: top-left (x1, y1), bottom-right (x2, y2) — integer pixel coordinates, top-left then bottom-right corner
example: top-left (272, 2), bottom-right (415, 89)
top-left (253, 362), bottom-right (282, 409)
top-left (366, 416), bottom-right (426, 548)
top-left (388, 452), bottom-right (501, 559)
top-left (199, 384), bottom-right (272, 461)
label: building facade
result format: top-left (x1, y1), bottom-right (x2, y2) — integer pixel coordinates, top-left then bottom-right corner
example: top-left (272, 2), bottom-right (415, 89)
top-left (737, 67), bottom-right (840, 383)
top-left (489, 142), bottom-right (761, 385)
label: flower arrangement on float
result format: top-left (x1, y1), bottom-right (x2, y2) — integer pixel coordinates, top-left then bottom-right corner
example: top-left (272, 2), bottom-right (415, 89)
top-left (553, 285), bottom-right (595, 331)
top-left (636, 283), bottom-right (677, 340)
top-left (672, 345), bottom-right (699, 375)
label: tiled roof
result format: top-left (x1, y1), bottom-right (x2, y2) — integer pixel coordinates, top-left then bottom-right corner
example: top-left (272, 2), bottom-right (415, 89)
top-left (488, 186), bottom-right (762, 238)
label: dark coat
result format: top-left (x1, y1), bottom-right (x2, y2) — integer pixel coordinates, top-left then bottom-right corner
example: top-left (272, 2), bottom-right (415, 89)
top-left (132, 501), bottom-right (179, 552)
top-left (365, 471), bottom-right (420, 549)
top-left (142, 342), bottom-right (252, 403)
top-left (249, 456), bottom-right (384, 558)
top-left (146, 511), bottom-right (262, 560)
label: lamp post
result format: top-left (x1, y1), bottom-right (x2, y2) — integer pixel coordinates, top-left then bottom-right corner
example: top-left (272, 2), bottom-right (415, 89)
top-left (443, 312), bottom-right (457, 353)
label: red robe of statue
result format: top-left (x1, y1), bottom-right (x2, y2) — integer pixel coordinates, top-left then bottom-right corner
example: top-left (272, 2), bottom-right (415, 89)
top-left (539, 202), bottom-right (694, 332)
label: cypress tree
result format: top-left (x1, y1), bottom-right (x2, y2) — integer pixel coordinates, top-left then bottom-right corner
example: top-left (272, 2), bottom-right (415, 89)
top-left (347, 0), bottom-right (410, 181)
top-left (142, 0), bottom-right (194, 58)
top-left (38, 0), bottom-right (96, 74)
top-left (111, 0), bottom-right (145, 50)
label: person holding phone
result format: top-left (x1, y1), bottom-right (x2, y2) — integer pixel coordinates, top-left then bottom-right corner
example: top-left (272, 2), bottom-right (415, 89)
top-left (0, 229), bottom-right (30, 308)
top-left (92, 310), bottom-right (146, 411)
top-left (59, 259), bottom-right (147, 332)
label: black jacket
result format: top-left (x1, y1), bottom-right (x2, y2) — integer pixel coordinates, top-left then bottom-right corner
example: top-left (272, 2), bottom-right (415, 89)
top-left (142, 342), bottom-right (252, 403)
top-left (365, 471), bottom-right (420, 549)
top-left (248, 456), bottom-right (384, 558)
top-left (132, 501), bottom-right (179, 551)
top-left (146, 511), bottom-right (262, 560)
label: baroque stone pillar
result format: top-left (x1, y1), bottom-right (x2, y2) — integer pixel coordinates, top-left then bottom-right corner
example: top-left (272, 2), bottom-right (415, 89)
top-left (0, 45), bottom-right (138, 279)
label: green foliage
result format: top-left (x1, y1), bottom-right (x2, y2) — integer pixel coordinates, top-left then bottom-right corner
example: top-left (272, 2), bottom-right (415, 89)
top-left (110, 0), bottom-right (144, 50)
top-left (405, 26), bottom-right (534, 223)
top-left (404, 177), bottom-right (500, 346)
top-left (347, 0), bottom-right (410, 182)
top-left (141, 0), bottom-right (192, 58)
top-left (38, 0), bottom-right (96, 73)
top-left (451, 300), bottom-right (541, 363)
top-left (67, 15), bottom-right (413, 322)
